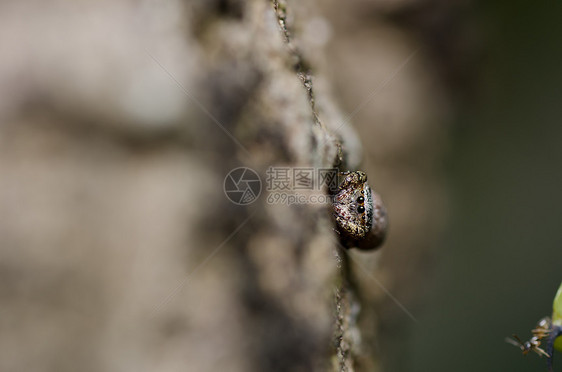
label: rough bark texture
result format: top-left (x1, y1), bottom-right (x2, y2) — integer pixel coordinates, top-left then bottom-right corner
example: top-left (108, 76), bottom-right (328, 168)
top-left (0, 0), bottom-right (455, 371)
top-left (1, 1), bottom-right (360, 371)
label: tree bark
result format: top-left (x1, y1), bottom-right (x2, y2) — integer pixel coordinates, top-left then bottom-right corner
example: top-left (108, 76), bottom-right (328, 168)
top-left (0, 1), bottom-right (375, 371)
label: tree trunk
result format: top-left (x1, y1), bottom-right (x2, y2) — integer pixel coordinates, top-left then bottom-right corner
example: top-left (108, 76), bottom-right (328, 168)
top-left (0, 1), bottom-right (371, 371)
top-left (0, 0), bottom-right (454, 371)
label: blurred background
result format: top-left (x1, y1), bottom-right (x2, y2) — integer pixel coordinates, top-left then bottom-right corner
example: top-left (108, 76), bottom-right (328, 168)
top-left (1, 1), bottom-right (562, 371)
top-left (317, 0), bottom-right (562, 371)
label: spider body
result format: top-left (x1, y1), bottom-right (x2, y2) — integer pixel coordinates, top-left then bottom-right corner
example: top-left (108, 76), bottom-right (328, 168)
top-left (333, 171), bottom-right (387, 250)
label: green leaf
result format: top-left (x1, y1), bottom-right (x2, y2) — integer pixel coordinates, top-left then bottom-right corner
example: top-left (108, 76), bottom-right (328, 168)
top-left (554, 281), bottom-right (562, 325)
top-left (553, 281), bottom-right (562, 352)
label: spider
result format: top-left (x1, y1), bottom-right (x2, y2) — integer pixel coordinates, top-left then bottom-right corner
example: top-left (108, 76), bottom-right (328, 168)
top-left (332, 171), bottom-right (387, 250)
top-left (506, 317), bottom-right (552, 358)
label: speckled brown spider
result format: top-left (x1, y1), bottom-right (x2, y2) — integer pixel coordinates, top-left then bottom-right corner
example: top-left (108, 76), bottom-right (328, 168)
top-left (332, 171), bottom-right (387, 250)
